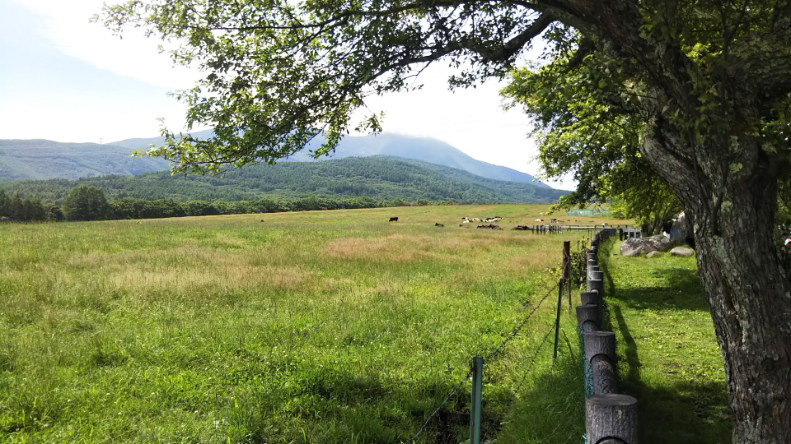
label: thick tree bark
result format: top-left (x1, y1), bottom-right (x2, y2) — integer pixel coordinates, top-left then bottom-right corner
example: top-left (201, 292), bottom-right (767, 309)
top-left (641, 115), bottom-right (791, 443)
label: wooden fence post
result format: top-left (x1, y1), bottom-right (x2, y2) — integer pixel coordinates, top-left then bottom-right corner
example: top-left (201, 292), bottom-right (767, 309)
top-left (584, 331), bottom-right (618, 395)
top-left (587, 262), bottom-right (600, 281)
top-left (586, 394), bottom-right (638, 444)
top-left (576, 304), bottom-right (601, 333)
top-left (580, 290), bottom-right (602, 307)
top-left (588, 278), bottom-right (604, 298)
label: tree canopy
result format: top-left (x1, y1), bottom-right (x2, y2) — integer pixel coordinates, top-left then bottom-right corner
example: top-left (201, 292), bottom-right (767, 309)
top-left (101, 1), bottom-right (791, 441)
top-left (63, 185), bottom-right (110, 221)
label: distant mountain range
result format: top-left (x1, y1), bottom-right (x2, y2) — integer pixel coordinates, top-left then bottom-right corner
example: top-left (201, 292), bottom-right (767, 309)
top-left (0, 139), bottom-right (167, 182)
top-left (0, 156), bottom-right (567, 204)
top-left (109, 130), bottom-right (550, 188)
top-left (0, 132), bottom-right (565, 204)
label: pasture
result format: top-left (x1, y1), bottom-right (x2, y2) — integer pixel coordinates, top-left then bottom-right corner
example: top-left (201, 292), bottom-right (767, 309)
top-left (0, 205), bottom-right (624, 442)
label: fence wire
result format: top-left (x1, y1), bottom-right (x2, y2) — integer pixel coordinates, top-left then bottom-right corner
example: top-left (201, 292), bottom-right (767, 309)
top-left (407, 281), bottom-right (559, 442)
top-left (514, 324), bottom-right (555, 392)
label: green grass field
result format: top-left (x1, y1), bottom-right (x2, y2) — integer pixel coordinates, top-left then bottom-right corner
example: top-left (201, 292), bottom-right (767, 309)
top-left (601, 241), bottom-right (731, 443)
top-left (0, 205), bottom-right (625, 443)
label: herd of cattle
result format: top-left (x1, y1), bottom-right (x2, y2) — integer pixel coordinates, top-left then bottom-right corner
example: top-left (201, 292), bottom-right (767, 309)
top-left (387, 216), bottom-right (569, 230)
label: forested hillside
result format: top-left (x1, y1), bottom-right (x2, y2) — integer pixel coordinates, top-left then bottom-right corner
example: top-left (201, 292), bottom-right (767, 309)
top-left (1, 156), bottom-right (566, 204)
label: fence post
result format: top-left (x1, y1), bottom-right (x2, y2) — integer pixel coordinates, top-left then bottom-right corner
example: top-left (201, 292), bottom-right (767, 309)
top-left (563, 241), bottom-right (571, 312)
top-left (553, 278), bottom-right (563, 362)
top-left (586, 394), bottom-right (638, 444)
top-left (584, 331), bottom-right (618, 395)
top-left (576, 303), bottom-right (601, 333)
top-left (470, 356), bottom-right (483, 444)
top-left (580, 291), bottom-right (602, 307)
top-left (588, 277), bottom-right (604, 298)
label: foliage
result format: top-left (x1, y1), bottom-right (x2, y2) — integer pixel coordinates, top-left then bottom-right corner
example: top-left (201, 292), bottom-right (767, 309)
top-left (63, 185), bottom-right (110, 221)
top-left (0, 190), bottom-right (53, 223)
top-left (501, 32), bottom-right (685, 234)
top-left (608, 179), bottom-right (683, 234)
top-left (96, 1), bottom-right (563, 172)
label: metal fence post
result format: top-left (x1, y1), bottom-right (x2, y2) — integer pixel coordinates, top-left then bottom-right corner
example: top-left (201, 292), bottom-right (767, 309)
top-left (470, 356), bottom-right (483, 444)
top-left (563, 241), bottom-right (571, 312)
top-left (553, 278), bottom-right (563, 362)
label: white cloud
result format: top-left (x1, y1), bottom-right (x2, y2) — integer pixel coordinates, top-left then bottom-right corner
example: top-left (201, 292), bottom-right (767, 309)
top-left (10, 0), bottom-right (199, 89)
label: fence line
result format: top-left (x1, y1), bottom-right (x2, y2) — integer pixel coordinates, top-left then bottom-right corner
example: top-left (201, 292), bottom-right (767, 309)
top-left (577, 229), bottom-right (639, 443)
top-left (406, 230), bottom-right (602, 442)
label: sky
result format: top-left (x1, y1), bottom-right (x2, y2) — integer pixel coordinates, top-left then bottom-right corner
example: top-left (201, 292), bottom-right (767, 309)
top-left (0, 0), bottom-right (574, 189)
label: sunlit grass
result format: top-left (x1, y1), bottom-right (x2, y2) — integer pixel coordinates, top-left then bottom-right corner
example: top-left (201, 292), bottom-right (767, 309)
top-left (601, 241), bottom-right (731, 443)
top-left (0, 205), bottom-right (623, 442)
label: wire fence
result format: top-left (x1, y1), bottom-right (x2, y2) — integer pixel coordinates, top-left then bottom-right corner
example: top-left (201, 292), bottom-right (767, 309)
top-left (405, 234), bottom-right (594, 442)
top-left (407, 281), bottom-right (558, 441)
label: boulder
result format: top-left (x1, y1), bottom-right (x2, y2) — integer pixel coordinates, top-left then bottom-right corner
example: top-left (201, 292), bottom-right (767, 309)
top-left (646, 251), bottom-right (664, 258)
top-left (619, 235), bottom-right (671, 257)
top-left (669, 246), bottom-right (695, 257)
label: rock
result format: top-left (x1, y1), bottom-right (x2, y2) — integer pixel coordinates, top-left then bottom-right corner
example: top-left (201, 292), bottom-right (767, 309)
top-left (646, 251), bottom-right (663, 258)
top-left (619, 235), bottom-right (671, 257)
top-left (669, 246), bottom-right (695, 257)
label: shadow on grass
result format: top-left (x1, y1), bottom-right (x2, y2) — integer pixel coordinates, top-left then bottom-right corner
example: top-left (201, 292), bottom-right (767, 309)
top-left (620, 378), bottom-right (731, 444)
top-left (607, 265), bottom-right (710, 312)
top-left (611, 304), bottom-right (641, 385)
top-left (495, 352), bottom-right (585, 443)
top-left (599, 243), bottom-right (731, 444)
top-left (225, 363), bottom-right (475, 443)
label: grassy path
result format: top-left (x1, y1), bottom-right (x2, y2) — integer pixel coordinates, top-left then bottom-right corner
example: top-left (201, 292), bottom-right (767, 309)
top-left (601, 241), bottom-right (731, 443)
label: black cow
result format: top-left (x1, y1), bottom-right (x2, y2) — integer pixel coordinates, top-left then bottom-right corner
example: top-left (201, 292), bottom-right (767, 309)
top-left (389, 217), bottom-right (399, 222)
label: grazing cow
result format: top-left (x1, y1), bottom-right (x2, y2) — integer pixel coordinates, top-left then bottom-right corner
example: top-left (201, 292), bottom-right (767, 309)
top-left (513, 225), bottom-right (530, 230)
top-left (389, 217), bottom-right (399, 222)
top-left (477, 224), bottom-right (502, 230)
top-left (535, 218), bottom-right (544, 222)
top-left (461, 219), bottom-right (470, 224)
top-left (435, 223), bottom-right (444, 227)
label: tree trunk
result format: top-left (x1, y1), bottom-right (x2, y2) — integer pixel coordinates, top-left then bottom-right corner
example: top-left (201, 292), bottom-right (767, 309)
top-left (642, 117), bottom-right (791, 442)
